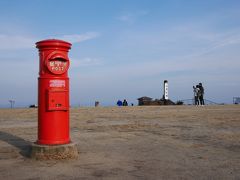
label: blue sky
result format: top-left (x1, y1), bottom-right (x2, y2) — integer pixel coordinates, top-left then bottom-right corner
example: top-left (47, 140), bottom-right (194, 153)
top-left (0, 0), bottom-right (240, 107)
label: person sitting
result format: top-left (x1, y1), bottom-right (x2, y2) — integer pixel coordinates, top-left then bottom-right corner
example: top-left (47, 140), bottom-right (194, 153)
top-left (117, 100), bottom-right (123, 106)
top-left (123, 99), bottom-right (128, 106)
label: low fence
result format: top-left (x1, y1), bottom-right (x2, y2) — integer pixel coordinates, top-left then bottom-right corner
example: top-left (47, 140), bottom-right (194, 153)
top-left (178, 99), bottom-right (219, 105)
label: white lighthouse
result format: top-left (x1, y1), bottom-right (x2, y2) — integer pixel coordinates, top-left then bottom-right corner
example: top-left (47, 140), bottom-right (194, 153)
top-left (164, 80), bottom-right (169, 100)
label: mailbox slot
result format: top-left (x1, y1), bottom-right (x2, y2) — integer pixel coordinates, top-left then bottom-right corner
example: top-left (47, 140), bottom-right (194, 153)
top-left (47, 58), bottom-right (69, 75)
top-left (45, 52), bottom-right (70, 75)
top-left (47, 90), bottom-right (68, 111)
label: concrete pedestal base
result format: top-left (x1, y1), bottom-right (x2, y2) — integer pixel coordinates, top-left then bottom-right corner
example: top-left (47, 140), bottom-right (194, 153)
top-left (31, 142), bottom-right (78, 160)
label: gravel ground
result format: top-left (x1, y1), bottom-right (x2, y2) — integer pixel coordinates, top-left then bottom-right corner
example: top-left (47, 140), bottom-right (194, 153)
top-left (0, 105), bottom-right (240, 180)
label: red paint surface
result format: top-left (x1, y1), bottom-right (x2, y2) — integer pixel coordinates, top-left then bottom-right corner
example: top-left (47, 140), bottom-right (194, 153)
top-left (36, 39), bottom-right (72, 145)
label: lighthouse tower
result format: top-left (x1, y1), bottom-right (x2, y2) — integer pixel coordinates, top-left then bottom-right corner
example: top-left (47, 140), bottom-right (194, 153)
top-left (164, 80), bottom-right (169, 100)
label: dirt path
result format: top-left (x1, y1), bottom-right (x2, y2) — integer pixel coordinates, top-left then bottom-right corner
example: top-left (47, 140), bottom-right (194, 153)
top-left (0, 105), bottom-right (240, 179)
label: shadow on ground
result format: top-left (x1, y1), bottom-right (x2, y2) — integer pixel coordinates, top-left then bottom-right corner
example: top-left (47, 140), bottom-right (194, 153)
top-left (0, 131), bottom-right (32, 158)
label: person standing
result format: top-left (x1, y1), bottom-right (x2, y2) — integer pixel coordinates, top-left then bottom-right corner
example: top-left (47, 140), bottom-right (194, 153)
top-left (193, 86), bottom-right (198, 105)
top-left (196, 85), bottom-right (201, 106)
top-left (198, 83), bottom-right (205, 105)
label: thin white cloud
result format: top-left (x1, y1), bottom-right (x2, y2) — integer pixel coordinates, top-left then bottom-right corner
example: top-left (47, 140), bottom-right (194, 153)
top-left (58, 32), bottom-right (100, 44)
top-left (209, 34), bottom-right (240, 50)
top-left (0, 34), bottom-right (36, 50)
top-left (71, 57), bottom-right (103, 68)
top-left (0, 32), bottom-right (100, 50)
top-left (181, 32), bottom-right (240, 59)
top-left (117, 10), bottom-right (148, 23)
top-left (118, 14), bottom-right (132, 23)
top-left (172, 23), bottom-right (240, 54)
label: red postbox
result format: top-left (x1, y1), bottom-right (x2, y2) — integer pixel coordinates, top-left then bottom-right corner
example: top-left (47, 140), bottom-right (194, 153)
top-left (36, 39), bottom-right (72, 145)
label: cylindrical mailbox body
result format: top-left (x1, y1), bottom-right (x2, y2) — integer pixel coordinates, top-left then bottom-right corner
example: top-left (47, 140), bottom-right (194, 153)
top-left (36, 39), bottom-right (72, 145)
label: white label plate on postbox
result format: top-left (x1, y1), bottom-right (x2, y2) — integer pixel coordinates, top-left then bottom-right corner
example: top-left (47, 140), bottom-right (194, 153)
top-left (49, 80), bottom-right (65, 88)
